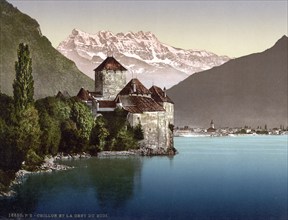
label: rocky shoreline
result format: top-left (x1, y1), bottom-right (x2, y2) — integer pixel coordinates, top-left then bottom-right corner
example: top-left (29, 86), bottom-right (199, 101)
top-left (0, 155), bottom-right (73, 199)
top-left (97, 147), bottom-right (178, 157)
top-left (1, 148), bottom-right (177, 198)
top-left (97, 150), bottom-right (140, 157)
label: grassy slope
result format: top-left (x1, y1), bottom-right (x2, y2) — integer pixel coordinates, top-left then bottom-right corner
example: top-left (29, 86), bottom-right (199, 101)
top-left (0, 0), bottom-right (94, 99)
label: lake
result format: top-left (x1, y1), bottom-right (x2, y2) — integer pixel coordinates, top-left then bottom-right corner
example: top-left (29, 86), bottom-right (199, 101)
top-left (1, 135), bottom-right (287, 220)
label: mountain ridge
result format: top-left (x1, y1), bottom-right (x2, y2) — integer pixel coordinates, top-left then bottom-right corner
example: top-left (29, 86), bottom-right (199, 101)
top-left (167, 35), bottom-right (288, 128)
top-left (57, 28), bottom-right (230, 89)
top-left (0, 0), bottom-right (94, 98)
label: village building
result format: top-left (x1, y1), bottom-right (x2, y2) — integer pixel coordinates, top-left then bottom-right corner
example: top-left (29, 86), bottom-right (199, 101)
top-left (207, 120), bottom-right (217, 132)
top-left (76, 57), bottom-right (175, 153)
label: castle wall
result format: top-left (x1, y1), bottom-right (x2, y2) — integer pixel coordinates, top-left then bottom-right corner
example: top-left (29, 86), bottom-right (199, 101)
top-left (95, 70), bottom-right (126, 100)
top-left (163, 102), bottom-right (174, 125)
top-left (127, 111), bottom-right (172, 150)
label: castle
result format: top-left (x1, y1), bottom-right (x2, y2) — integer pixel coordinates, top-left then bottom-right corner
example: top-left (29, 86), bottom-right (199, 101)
top-left (76, 57), bottom-right (174, 153)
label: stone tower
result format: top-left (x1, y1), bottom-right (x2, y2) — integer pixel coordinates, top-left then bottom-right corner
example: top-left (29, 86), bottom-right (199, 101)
top-left (94, 57), bottom-right (127, 100)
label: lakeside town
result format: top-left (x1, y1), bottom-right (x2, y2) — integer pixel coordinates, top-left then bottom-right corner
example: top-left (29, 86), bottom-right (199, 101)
top-left (175, 120), bottom-right (288, 137)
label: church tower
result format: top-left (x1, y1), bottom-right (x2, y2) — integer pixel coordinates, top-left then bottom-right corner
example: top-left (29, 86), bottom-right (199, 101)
top-left (94, 57), bottom-right (127, 100)
top-left (210, 120), bottom-right (215, 129)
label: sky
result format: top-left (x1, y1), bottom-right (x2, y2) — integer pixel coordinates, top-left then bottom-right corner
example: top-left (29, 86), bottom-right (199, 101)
top-left (8, 0), bottom-right (288, 58)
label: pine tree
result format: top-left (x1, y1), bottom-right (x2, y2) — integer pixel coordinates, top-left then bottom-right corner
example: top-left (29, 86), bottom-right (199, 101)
top-left (13, 43), bottom-right (34, 113)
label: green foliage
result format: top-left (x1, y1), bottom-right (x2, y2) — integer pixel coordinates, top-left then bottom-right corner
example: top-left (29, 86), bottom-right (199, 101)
top-left (0, 170), bottom-right (16, 193)
top-left (14, 106), bottom-right (41, 154)
top-left (71, 101), bottom-right (94, 141)
top-left (239, 129), bottom-right (247, 134)
top-left (256, 130), bottom-right (269, 135)
top-left (36, 96), bottom-right (71, 122)
top-left (59, 119), bottom-right (82, 153)
top-left (132, 123), bottom-right (144, 140)
top-left (90, 116), bottom-right (109, 152)
top-left (100, 109), bottom-right (144, 151)
top-left (104, 108), bottom-right (128, 138)
top-left (23, 149), bottom-right (43, 171)
top-left (13, 43), bottom-right (34, 113)
top-left (0, 93), bottom-right (15, 124)
top-left (0, 1), bottom-right (94, 98)
top-left (38, 112), bottom-right (61, 156)
top-left (112, 127), bottom-right (137, 151)
top-left (0, 118), bottom-right (23, 171)
top-left (36, 97), bottom-right (71, 156)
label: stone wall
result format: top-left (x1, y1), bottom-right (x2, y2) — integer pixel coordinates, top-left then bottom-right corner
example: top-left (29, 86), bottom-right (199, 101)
top-left (95, 70), bottom-right (126, 100)
top-left (163, 102), bottom-right (174, 125)
top-left (127, 110), bottom-right (173, 152)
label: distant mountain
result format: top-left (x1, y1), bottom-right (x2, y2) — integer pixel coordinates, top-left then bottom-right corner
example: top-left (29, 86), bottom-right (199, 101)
top-left (167, 36), bottom-right (288, 128)
top-left (0, 0), bottom-right (94, 99)
top-left (57, 29), bottom-right (230, 89)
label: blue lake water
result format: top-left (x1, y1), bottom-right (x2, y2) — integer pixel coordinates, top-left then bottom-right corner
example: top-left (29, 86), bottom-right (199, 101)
top-left (1, 135), bottom-right (287, 220)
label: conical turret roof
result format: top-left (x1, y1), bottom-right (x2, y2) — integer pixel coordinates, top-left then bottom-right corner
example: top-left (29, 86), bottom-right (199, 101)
top-left (94, 57), bottom-right (127, 72)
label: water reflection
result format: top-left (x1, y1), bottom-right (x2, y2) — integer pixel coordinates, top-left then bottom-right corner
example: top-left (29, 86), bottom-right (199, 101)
top-left (1, 136), bottom-right (286, 220)
top-left (0, 156), bottom-right (143, 217)
top-left (87, 157), bottom-right (143, 209)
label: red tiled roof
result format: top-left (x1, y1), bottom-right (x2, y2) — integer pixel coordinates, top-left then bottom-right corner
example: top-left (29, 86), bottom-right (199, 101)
top-left (77, 88), bottom-right (93, 101)
top-left (94, 57), bottom-right (127, 72)
top-left (98, 100), bottom-right (116, 108)
top-left (118, 78), bottom-right (151, 96)
top-left (149, 86), bottom-right (174, 104)
top-left (119, 95), bottom-right (165, 113)
top-left (123, 106), bottom-right (143, 114)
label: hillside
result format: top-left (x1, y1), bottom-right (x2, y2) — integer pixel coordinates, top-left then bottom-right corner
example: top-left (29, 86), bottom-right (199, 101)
top-left (0, 0), bottom-right (94, 99)
top-left (167, 36), bottom-right (288, 128)
top-left (57, 29), bottom-right (230, 89)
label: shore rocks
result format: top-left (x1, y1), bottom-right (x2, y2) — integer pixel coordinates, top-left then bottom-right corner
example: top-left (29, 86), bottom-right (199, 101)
top-left (139, 146), bottom-right (178, 156)
top-left (55, 152), bottom-right (91, 160)
top-left (97, 146), bottom-right (178, 157)
top-left (1, 148), bottom-right (178, 198)
top-left (97, 150), bottom-right (140, 157)
top-left (40, 156), bottom-right (71, 172)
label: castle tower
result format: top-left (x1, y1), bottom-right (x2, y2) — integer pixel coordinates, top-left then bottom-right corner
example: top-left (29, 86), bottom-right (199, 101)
top-left (94, 57), bottom-right (127, 100)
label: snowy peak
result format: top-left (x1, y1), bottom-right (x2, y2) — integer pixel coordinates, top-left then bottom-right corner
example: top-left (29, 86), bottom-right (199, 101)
top-left (57, 29), bottom-right (230, 88)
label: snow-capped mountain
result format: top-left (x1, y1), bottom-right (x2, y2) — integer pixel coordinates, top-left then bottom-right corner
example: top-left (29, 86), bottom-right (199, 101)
top-left (57, 29), bottom-right (230, 88)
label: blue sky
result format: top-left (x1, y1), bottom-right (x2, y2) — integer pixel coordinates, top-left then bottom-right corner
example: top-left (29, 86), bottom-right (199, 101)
top-left (8, 0), bottom-right (288, 57)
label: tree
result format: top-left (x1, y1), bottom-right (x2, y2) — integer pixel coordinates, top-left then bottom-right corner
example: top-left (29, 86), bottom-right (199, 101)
top-left (112, 127), bottom-right (137, 151)
top-left (36, 97), bottom-right (71, 156)
top-left (0, 93), bottom-right (15, 125)
top-left (70, 101), bottom-right (94, 141)
top-left (90, 116), bottom-right (109, 152)
top-left (0, 118), bottom-right (23, 171)
top-left (12, 43), bottom-right (41, 170)
top-left (14, 106), bottom-right (41, 170)
top-left (13, 43), bottom-right (34, 114)
top-left (36, 97), bottom-right (71, 122)
top-left (133, 122), bottom-right (144, 140)
top-left (38, 112), bottom-right (61, 156)
top-left (59, 119), bottom-right (79, 153)
top-left (58, 100), bottom-right (94, 153)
